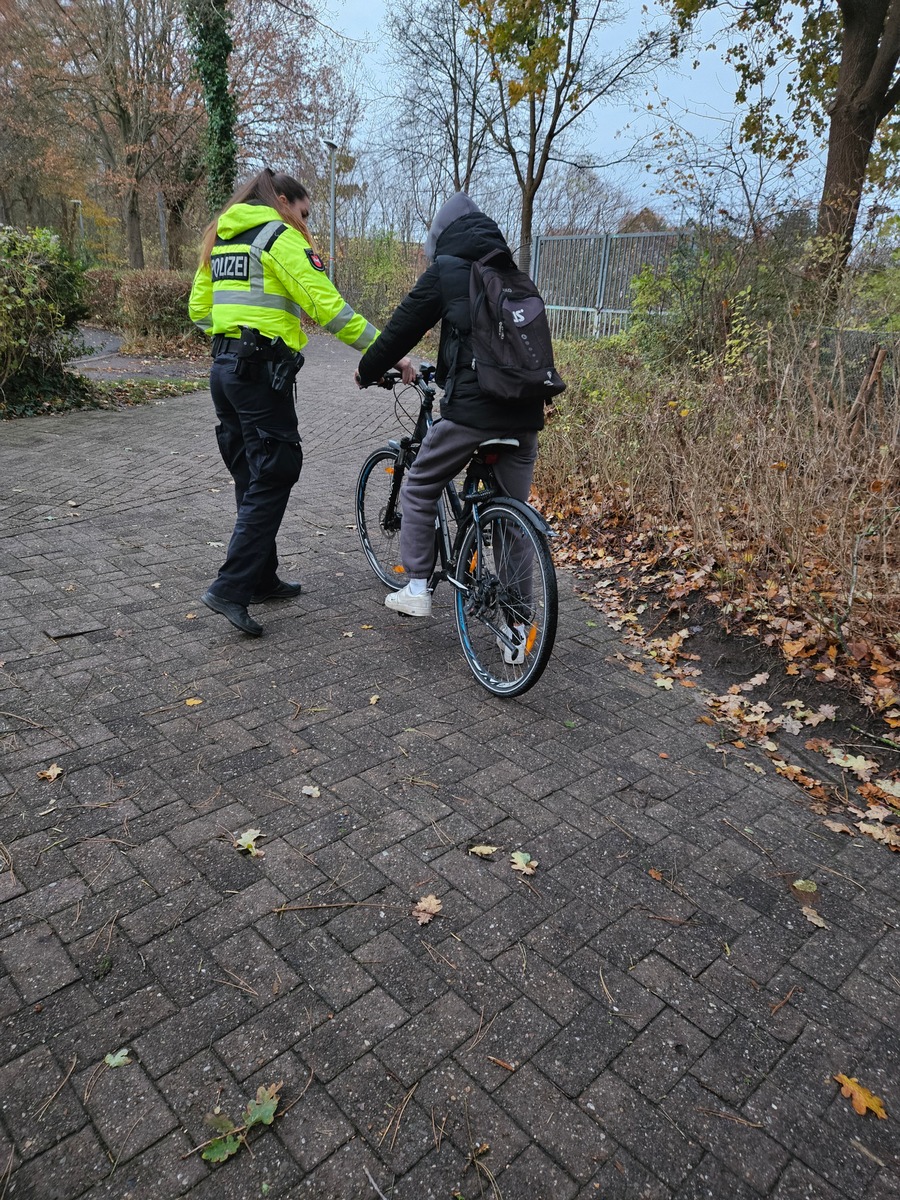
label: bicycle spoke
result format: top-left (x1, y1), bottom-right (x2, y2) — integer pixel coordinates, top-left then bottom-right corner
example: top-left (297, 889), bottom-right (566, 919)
top-left (356, 448), bottom-right (408, 588)
top-left (453, 502), bottom-right (557, 697)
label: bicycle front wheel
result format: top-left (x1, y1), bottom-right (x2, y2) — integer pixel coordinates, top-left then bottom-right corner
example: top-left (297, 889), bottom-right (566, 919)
top-left (356, 447), bottom-right (408, 588)
top-left (452, 501), bottom-right (558, 697)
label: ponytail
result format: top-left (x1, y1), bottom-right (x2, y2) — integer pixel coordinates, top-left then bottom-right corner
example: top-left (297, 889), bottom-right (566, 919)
top-left (199, 167), bottom-right (316, 266)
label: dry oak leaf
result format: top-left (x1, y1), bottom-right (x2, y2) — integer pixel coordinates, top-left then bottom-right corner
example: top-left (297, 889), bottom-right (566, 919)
top-left (468, 844), bottom-right (499, 859)
top-left (412, 894), bottom-right (442, 925)
top-left (185, 698), bottom-right (203, 707)
top-left (857, 822), bottom-right (900, 850)
top-left (826, 751), bottom-right (879, 781)
top-left (37, 763), bottom-right (63, 782)
top-left (648, 868), bottom-right (664, 881)
top-left (510, 851), bottom-right (538, 875)
top-left (801, 905), bottom-right (827, 928)
top-left (301, 785), bottom-right (320, 798)
top-left (823, 820), bottom-right (856, 836)
top-left (834, 1075), bottom-right (888, 1119)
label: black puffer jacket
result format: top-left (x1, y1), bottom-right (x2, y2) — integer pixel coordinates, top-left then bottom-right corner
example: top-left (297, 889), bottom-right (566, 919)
top-left (357, 211), bottom-right (545, 432)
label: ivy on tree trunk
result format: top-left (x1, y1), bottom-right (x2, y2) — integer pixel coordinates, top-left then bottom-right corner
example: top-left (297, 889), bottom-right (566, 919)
top-left (184, 0), bottom-right (237, 215)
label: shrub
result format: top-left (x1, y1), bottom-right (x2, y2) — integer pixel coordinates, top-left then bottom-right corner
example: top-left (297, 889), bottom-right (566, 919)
top-left (119, 268), bottom-right (203, 350)
top-left (0, 225), bottom-right (90, 415)
top-left (84, 267), bottom-right (124, 327)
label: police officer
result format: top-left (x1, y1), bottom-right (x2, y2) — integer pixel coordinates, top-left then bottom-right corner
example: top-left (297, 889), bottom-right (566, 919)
top-left (189, 167), bottom-right (414, 636)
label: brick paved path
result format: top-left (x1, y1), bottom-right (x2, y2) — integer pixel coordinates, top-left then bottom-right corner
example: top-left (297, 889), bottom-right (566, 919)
top-left (1, 337), bottom-right (898, 1200)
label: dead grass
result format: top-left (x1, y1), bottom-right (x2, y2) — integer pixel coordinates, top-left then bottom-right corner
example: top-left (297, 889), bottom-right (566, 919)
top-left (538, 334), bottom-right (900, 680)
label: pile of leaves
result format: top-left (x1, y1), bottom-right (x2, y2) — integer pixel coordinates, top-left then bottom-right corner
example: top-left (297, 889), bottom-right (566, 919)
top-left (541, 495), bottom-right (900, 744)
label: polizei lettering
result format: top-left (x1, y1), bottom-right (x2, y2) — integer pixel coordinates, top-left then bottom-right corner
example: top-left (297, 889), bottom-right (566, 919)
top-left (211, 253), bottom-right (251, 282)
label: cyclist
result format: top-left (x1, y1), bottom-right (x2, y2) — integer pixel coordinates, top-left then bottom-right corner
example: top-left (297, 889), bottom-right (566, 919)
top-left (354, 194), bottom-right (545, 660)
top-left (189, 166), bottom-right (415, 637)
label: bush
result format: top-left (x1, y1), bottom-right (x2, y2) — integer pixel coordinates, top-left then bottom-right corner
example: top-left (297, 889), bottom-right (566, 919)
top-left (336, 235), bottom-right (421, 331)
top-left (84, 267), bottom-right (124, 327)
top-left (119, 268), bottom-right (203, 350)
top-left (0, 225), bottom-right (90, 415)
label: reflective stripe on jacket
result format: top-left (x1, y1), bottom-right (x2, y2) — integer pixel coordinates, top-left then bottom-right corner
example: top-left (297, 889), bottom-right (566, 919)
top-left (188, 202), bottom-right (379, 354)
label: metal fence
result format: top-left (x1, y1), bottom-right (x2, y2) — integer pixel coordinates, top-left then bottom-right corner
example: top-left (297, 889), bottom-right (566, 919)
top-left (531, 231), bottom-right (688, 339)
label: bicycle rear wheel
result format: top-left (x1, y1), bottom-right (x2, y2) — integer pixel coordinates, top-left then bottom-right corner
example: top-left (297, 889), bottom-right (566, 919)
top-left (355, 447), bottom-right (408, 588)
top-left (452, 501), bottom-right (557, 697)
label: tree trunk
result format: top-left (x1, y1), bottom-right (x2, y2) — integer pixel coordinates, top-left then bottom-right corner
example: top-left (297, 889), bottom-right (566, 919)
top-left (814, 92), bottom-right (881, 279)
top-left (124, 184), bottom-right (144, 269)
top-left (519, 189), bottom-right (535, 276)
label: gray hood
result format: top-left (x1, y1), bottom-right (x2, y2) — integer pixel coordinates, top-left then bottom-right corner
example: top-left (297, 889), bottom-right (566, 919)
top-left (423, 192), bottom-right (482, 261)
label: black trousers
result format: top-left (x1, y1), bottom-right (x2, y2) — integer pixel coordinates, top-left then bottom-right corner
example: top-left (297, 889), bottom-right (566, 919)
top-left (206, 353), bottom-right (303, 604)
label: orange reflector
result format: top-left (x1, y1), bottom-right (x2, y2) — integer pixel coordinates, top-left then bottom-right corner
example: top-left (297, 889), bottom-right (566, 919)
top-left (392, 564), bottom-right (405, 573)
top-left (469, 552), bottom-right (478, 570)
top-left (525, 624), bottom-right (537, 653)
top-left (385, 466), bottom-right (394, 474)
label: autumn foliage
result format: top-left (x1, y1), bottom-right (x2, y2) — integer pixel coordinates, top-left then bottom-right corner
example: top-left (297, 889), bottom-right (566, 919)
top-left (535, 332), bottom-right (900, 727)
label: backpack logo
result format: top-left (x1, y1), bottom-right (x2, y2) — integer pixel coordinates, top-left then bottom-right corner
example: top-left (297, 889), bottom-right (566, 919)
top-left (512, 309), bottom-right (525, 324)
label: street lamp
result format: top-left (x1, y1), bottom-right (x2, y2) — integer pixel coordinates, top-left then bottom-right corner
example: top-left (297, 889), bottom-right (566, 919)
top-left (321, 138), bottom-right (337, 282)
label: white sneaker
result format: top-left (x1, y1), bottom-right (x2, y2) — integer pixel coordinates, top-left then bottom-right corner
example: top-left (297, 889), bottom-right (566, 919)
top-left (385, 583), bottom-right (432, 617)
top-left (497, 620), bottom-right (527, 664)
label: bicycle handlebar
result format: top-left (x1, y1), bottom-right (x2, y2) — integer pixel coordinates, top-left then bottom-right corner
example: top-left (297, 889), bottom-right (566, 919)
top-left (370, 361), bottom-right (437, 389)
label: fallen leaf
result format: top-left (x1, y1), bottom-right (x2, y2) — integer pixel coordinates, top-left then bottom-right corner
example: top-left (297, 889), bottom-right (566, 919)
top-left (826, 751), bottom-right (879, 780)
top-left (857, 822), bottom-right (900, 849)
top-left (792, 879), bottom-right (818, 893)
top-left (233, 828), bottom-right (264, 857)
top-left (412, 894), bottom-right (442, 924)
top-left (801, 905), bottom-right (827, 928)
top-left (301, 785), bottom-right (321, 798)
top-left (654, 677), bottom-right (673, 690)
top-left (823, 820), bottom-right (855, 835)
top-left (369, 695), bottom-right (379, 705)
top-left (37, 763), bottom-right (63, 782)
top-left (104, 1048), bottom-right (132, 1068)
top-left (744, 762), bottom-right (765, 775)
top-left (874, 778), bottom-right (900, 799)
top-left (342, 632), bottom-right (353, 638)
top-left (468, 844), bottom-right (499, 859)
top-left (834, 1075), bottom-right (888, 1119)
top-left (185, 698), bottom-right (203, 707)
top-left (648, 868), bottom-right (664, 881)
top-left (510, 851), bottom-right (538, 875)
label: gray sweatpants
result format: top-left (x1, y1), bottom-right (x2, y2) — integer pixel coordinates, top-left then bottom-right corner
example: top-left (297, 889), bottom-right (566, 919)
top-left (399, 417), bottom-right (539, 578)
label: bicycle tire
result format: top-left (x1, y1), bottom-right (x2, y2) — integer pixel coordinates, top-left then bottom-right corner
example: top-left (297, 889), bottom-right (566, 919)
top-left (452, 500), bottom-right (558, 697)
top-left (355, 447), bottom-right (409, 588)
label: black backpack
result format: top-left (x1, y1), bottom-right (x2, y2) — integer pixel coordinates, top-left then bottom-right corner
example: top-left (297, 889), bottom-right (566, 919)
top-left (468, 249), bottom-right (566, 403)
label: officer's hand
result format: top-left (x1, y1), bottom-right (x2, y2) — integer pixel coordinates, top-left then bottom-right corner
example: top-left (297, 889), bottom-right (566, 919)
top-left (395, 357), bottom-right (417, 385)
top-left (354, 369), bottom-right (364, 389)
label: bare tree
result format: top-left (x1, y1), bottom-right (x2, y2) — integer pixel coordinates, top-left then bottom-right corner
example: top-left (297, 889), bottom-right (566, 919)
top-left (464, 0), bottom-right (669, 270)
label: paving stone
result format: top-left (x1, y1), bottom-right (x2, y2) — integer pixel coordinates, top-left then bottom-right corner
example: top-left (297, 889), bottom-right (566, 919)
top-left (0, 921), bottom-right (80, 1002)
top-left (2, 362), bottom-right (898, 1197)
top-left (298, 985), bottom-right (408, 1082)
top-left (376, 990), bottom-right (480, 1086)
top-left (0, 1046), bottom-right (86, 1158)
top-left (4, 1124), bottom-right (108, 1198)
top-left (497, 1144), bottom-right (581, 1198)
top-left (495, 1062), bottom-right (609, 1180)
top-left (613, 1007), bottom-right (711, 1101)
top-left (665, 1075), bottom-right (791, 1192)
top-left (627, 953), bottom-right (734, 1036)
top-left (585, 1147), bottom-right (673, 1199)
top-left (580, 1070), bottom-right (704, 1188)
top-left (533, 1000), bottom-right (633, 1096)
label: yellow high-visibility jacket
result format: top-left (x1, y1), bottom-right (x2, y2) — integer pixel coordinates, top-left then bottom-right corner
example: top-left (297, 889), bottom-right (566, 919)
top-left (188, 201), bottom-right (379, 354)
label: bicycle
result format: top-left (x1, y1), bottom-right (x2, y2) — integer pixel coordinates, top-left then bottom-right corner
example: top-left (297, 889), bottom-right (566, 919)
top-left (355, 363), bottom-right (558, 697)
